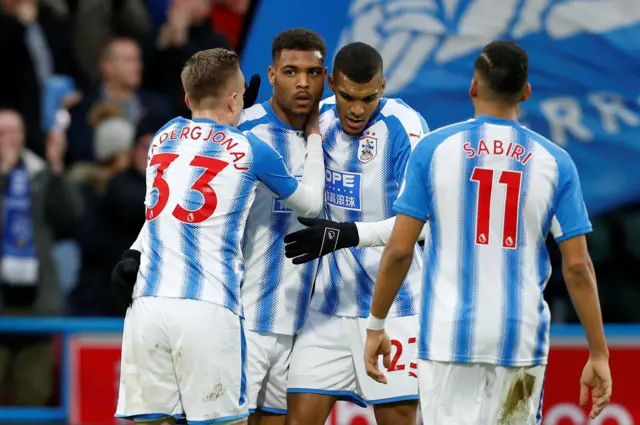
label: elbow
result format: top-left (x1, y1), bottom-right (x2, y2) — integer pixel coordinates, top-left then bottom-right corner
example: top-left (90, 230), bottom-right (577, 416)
top-left (384, 245), bottom-right (414, 266)
top-left (562, 258), bottom-right (594, 285)
top-left (299, 197), bottom-right (324, 218)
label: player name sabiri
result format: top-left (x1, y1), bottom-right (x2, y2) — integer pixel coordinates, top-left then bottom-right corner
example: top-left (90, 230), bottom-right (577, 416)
top-left (463, 139), bottom-right (532, 165)
top-left (157, 126), bottom-right (249, 170)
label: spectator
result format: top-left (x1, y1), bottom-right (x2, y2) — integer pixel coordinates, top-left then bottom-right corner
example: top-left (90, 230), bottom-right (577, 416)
top-left (68, 0), bottom-right (150, 89)
top-left (143, 0), bottom-right (229, 116)
top-left (69, 105), bottom-right (136, 316)
top-left (0, 0), bottom-right (80, 157)
top-left (0, 108), bottom-right (82, 406)
top-left (67, 37), bottom-right (170, 164)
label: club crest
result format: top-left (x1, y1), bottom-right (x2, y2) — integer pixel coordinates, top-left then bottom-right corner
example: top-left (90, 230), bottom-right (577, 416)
top-left (358, 131), bottom-right (377, 164)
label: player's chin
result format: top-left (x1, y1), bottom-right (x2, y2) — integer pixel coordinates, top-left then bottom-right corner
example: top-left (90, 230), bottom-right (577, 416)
top-left (290, 103), bottom-right (314, 116)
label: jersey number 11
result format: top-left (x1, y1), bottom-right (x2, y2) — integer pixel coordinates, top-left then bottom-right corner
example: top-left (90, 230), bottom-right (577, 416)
top-left (470, 167), bottom-right (522, 249)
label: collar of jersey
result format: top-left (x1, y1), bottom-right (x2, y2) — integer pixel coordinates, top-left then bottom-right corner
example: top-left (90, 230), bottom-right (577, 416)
top-left (360, 98), bottom-right (388, 132)
top-left (473, 115), bottom-right (522, 127)
top-left (263, 101), bottom-right (299, 132)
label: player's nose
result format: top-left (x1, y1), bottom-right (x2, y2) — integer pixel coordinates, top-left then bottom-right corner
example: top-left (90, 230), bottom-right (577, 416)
top-left (296, 74), bottom-right (310, 88)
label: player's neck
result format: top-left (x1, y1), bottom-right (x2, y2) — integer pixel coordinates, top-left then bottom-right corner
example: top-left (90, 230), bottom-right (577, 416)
top-left (102, 82), bottom-right (135, 102)
top-left (191, 109), bottom-right (232, 125)
top-left (269, 98), bottom-right (306, 130)
top-left (474, 101), bottom-right (519, 121)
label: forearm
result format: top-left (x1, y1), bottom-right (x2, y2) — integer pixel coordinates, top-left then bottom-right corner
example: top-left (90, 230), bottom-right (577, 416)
top-left (356, 217), bottom-right (428, 248)
top-left (563, 261), bottom-right (608, 359)
top-left (369, 247), bottom-right (414, 319)
top-left (281, 134), bottom-right (325, 217)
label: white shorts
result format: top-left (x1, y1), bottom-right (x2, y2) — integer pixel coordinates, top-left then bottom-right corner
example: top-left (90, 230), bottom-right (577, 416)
top-left (419, 360), bottom-right (546, 425)
top-left (287, 309), bottom-right (419, 407)
top-left (115, 297), bottom-right (249, 424)
top-left (245, 330), bottom-right (293, 414)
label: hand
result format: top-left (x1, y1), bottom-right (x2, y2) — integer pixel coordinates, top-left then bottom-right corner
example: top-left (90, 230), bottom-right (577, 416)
top-left (244, 74), bottom-right (261, 109)
top-left (305, 101), bottom-right (320, 136)
top-left (111, 249), bottom-right (141, 308)
top-left (580, 357), bottom-right (612, 419)
top-left (45, 130), bottom-right (67, 174)
top-left (364, 329), bottom-right (391, 384)
top-left (284, 217), bottom-right (359, 264)
top-left (15, 0), bottom-right (37, 25)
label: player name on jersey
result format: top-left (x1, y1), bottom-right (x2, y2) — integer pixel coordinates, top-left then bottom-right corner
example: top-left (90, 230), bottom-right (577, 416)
top-left (463, 138), bottom-right (532, 165)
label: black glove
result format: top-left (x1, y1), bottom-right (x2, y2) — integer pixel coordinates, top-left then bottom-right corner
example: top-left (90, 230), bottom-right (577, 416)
top-left (111, 249), bottom-right (141, 308)
top-left (284, 217), bottom-right (359, 264)
top-left (244, 74), bottom-right (261, 109)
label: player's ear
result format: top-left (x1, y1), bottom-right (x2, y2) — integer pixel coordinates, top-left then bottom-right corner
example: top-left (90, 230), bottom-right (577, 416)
top-left (328, 74), bottom-right (335, 92)
top-left (267, 66), bottom-right (276, 86)
top-left (469, 79), bottom-right (478, 99)
top-left (521, 82), bottom-right (532, 102)
top-left (322, 66), bottom-right (328, 78)
top-left (184, 94), bottom-right (192, 111)
top-left (380, 77), bottom-right (386, 95)
top-left (229, 91), bottom-right (238, 112)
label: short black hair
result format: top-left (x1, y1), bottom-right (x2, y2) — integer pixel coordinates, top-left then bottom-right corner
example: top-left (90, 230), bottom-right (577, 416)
top-left (333, 42), bottom-right (383, 84)
top-left (474, 41), bottom-right (528, 103)
top-left (272, 28), bottom-right (326, 61)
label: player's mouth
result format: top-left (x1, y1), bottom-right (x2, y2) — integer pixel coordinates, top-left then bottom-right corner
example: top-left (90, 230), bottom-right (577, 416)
top-left (294, 93), bottom-right (311, 106)
top-left (346, 117), bottom-right (364, 130)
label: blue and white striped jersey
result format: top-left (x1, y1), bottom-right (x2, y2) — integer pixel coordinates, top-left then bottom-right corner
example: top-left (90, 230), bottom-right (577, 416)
top-left (133, 117), bottom-right (303, 316)
top-left (238, 102), bottom-right (319, 335)
top-left (311, 96), bottom-right (429, 318)
top-left (395, 116), bottom-right (592, 367)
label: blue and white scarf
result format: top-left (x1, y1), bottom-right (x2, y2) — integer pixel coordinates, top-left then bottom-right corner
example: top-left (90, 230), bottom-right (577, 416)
top-left (1, 163), bottom-right (38, 286)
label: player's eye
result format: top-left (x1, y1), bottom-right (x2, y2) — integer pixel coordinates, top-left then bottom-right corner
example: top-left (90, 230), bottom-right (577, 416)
top-left (284, 70), bottom-right (295, 76)
top-left (364, 95), bottom-right (377, 103)
top-left (309, 69), bottom-right (321, 76)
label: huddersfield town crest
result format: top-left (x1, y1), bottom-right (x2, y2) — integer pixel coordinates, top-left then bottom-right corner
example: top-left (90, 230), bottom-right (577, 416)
top-left (358, 132), bottom-right (377, 164)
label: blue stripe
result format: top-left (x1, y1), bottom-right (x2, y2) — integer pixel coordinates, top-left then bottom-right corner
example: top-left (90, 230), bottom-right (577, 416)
top-left (419, 211), bottom-right (439, 359)
top-left (181, 223), bottom-right (203, 299)
top-left (180, 142), bottom-right (208, 299)
top-left (286, 388), bottom-right (367, 408)
top-left (381, 115), bottom-right (415, 317)
top-left (142, 218), bottom-right (163, 296)
top-left (498, 128), bottom-right (530, 365)
top-left (533, 151), bottom-right (559, 362)
top-left (239, 318), bottom-right (247, 406)
top-left (318, 123), bottom-right (344, 315)
top-left (342, 136), bottom-right (369, 317)
top-left (188, 413), bottom-right (250, 425)
top-left (451, 126), bottom-right (479, 362)
top-left (221, 134), bottom-right (255, 313)
top-left (141, 120), bottom-right (190, 297)
top-left (255, 128), bottom-right (291, 332)
top-left (294, 261), bottom-right (316, 331)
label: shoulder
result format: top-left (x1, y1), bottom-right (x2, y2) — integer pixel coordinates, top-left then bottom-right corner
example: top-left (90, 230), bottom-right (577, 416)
top-left (239, 102), bottom-right (270, 131)
top-left (518, 125), bottom-right (572, 170)
top-left (380, 98), bottom-right (429, 143)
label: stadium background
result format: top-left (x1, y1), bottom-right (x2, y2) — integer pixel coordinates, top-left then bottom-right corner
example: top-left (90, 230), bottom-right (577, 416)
top-left (0, 0), bottom-right (639, 423)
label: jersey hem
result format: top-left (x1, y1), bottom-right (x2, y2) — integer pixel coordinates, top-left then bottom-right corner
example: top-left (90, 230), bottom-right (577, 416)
top-left (418, 352), bottom-right (549, 367)
top-left (311, 306), bottom-right (416, 319)
top-left (132, 294), bottom-right (243, 317)
top-left (287, 388), bottom-right (367, 408)
top-left (243, 323), bottom-right (297, 336)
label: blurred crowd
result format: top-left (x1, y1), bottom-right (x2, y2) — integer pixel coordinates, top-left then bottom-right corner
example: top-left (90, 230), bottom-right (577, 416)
top-left (0, 0), bottom-right (638, 409)
top-left (0, 0), bottom-right (251, 406)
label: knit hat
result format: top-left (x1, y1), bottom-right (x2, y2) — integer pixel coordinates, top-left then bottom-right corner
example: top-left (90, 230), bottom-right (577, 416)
top-left (93, 117), bottom-right (135, 162)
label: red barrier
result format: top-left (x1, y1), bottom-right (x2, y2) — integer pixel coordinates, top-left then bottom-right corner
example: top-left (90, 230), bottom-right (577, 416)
top-left (68, 334), bottom-right (638, 425)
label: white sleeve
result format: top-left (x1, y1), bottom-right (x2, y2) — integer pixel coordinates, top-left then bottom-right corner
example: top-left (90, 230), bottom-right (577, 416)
top-left (355, 217), bottom-right (429, 248)
top-left (280, 133), bottom-right (325, 217)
